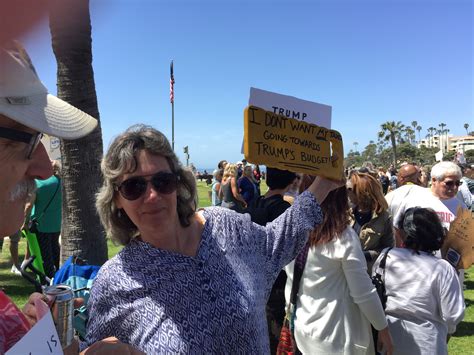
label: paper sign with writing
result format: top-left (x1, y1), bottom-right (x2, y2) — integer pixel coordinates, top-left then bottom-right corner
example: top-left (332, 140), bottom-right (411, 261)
top-left (441, 208), bottom-right (474, 270)
top-left (6, 311), bottom-right (63, 355)
top-left (249, 87), bottom-right (332, 128)
top-left (244, 106), bottom-right (344, 179)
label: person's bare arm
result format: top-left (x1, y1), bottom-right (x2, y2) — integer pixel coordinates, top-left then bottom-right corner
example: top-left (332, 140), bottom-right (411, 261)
top-left (306, 176), bottom-right (345, 204)
top-left (231, 177), bottom-right (247, 207)
top-left (377, 326), bottom-right (394, 355)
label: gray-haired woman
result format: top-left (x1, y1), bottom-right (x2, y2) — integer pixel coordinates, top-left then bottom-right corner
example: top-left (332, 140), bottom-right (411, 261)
top-left (85, 124), bottom-right (342, 354)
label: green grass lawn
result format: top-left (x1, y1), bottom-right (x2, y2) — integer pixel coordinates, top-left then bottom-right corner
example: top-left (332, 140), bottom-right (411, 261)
top-left (1, 179), bottom-right (472, 353)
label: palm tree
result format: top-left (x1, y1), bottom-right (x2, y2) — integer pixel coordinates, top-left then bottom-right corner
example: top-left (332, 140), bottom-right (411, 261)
top-left (438, 122), bottom-right (446, 138)
top-left (353, 141), bottom-right (359, 152)
top-left (378, 121), bottom-right (405, 166)
top-left (428, 127), bottom-right (437, 147)
top-left (438, 123), bottom-right (446, 151)
top-left (49, 0), bottom-right (108, 265)
top-left (465, 123), bottom-right (470, 135)
top-left (411, 121), bottom-right (418, 131)
top-left (416, 125), bottom-right (422, 142)
top-left (444, 129), bottom-right (450, 151)
top-left (404, 127), bottom-right (415, 145)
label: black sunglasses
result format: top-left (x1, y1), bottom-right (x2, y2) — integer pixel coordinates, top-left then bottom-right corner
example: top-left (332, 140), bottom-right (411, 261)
top-left (115, 171), bottom-right (179, 201)
top-left (443, 180), bottom-right (462, 188)
top-left (0, 127), bottom-right (43, 159)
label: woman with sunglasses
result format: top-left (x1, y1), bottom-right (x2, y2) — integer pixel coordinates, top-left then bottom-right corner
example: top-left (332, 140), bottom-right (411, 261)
top-left (372, 207), bottom-right (465, 355)
top-left (85, 124), bottom-right (342, 353)
top-left (347, 172), bottom-right (394, 273)
top-left (430, 161), bottom-right (467, 215)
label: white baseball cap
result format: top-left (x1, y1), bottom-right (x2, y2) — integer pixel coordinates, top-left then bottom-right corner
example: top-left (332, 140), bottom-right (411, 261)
top-left (0, 40), bottom-right (97, 139)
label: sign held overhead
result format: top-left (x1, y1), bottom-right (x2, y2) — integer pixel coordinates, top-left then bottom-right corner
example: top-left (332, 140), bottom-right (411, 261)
top-left (244, 106), bottom-right (344, 180)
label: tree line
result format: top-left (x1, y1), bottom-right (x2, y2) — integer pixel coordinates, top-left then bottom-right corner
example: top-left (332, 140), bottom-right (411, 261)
top-left (347, 121), bottom-right (473, 168)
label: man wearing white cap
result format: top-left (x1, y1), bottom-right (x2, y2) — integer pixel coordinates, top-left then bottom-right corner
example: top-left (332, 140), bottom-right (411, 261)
top-left (0, 41), bottom-right (142, 354)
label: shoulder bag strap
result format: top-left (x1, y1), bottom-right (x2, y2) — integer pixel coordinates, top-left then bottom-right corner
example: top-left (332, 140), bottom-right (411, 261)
top-left (378, 247), bottom-right (393, 279)
top-left (285, 241), bottom-right (311, 332)
top-left (289, 242), bottom-right (310, 306)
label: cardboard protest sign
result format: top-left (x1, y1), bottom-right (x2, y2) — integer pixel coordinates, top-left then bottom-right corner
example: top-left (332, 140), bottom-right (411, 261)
top-left (441, 207), bottom-right (474, 270)
top-left (244, 106), bottom-right (344, 180)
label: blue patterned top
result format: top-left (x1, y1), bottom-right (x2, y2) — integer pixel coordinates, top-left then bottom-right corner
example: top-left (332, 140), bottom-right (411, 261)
top-left (84, 191), bottom-right (322, 353)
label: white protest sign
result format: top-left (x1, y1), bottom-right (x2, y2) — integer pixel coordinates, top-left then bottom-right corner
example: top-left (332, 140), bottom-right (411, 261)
top-left (6, 311), bottom-right (63, 355)
top-left (249, 87), bottom-right (332, 128)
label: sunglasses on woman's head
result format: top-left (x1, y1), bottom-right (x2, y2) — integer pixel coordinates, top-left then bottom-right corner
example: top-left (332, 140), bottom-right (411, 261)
top-left (115, 171), bottom-right (179, 200)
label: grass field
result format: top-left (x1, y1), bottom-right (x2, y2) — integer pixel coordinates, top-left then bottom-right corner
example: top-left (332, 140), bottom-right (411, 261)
top-left (0, 180), bottom-right (472, 353)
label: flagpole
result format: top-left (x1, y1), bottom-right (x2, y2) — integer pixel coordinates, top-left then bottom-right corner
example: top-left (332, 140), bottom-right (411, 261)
top-left (172, 97), bottom-right (175, 151)
top-left (170, 60), bottom-right (175, 151)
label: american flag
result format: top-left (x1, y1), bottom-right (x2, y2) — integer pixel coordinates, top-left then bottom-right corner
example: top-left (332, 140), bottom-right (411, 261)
top-left (170, 60), bottom-right (175, 104)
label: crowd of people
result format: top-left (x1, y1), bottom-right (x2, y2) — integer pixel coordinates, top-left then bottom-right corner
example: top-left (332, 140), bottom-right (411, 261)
top-left (207, 158), bottom-right (470, 354)
top-left (0, 40), bottom-right (472, 355)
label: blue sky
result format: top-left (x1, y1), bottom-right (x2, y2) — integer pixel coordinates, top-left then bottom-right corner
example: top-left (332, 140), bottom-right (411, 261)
top-left (22, 0), bottom-right (472, 170)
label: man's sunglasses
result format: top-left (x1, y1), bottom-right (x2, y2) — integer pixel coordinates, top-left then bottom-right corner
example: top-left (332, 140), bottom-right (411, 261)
top-left (443, 180), bottom-right (462, 188)
top-left (115, 171), bottom-right (179, 201)
top-left (0, 127), bottom-right (43, 159)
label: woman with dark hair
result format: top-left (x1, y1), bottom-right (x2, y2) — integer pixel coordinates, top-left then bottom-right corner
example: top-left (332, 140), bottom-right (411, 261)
top-left (373, 207), bottom-right (465, 355)
top-left (285, 184), bottom-right (393, 354)
top-left (87, 124), bottom-right (343, 353)
top-left (347, 172), bottom-right (394, 273)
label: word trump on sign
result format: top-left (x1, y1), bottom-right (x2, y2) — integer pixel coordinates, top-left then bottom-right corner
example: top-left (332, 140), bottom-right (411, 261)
top-left (244, 106), bottom-right (344, 180)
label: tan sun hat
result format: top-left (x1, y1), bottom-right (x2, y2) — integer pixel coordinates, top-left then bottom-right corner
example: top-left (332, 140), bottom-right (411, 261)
top-left (0, 40), bottom-right (97, 139)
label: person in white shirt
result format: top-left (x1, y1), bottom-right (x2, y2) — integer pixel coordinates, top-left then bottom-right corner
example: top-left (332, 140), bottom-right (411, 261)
top-left (285, 185), bottom-right (393, 355)
top-left (431, 162), bottom-right (467, 215)
top-left (373, 207), bottom-right (465, 355)
top-left (386, 162), bottom-right (468, 289)
top-left (386, 162), bottom-right (465, 247)
top-left (388, 184), bottom-right (455, 230)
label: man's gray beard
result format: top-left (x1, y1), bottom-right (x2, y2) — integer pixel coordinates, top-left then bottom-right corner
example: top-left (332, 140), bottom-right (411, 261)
top-left (9, 180), bottom-right (36, 202)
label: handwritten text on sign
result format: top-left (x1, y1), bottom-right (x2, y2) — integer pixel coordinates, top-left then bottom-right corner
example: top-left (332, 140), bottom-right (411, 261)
top-left (244, 106), bottom-right (344, 179)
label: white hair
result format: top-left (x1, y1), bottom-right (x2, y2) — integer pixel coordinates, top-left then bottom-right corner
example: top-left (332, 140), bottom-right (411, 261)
top-left (431, 161), bottom-right (461, 181)
top-left (9, 180), bottom-right (36, 202)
